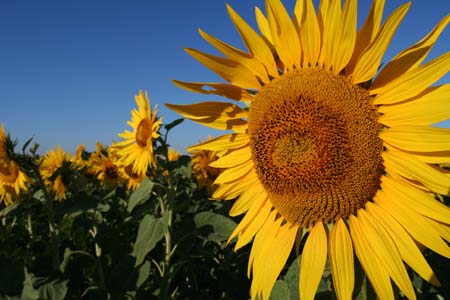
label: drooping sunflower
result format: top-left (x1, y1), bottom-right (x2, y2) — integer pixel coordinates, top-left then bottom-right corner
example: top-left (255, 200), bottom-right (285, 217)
top-left (114, 90), bottom-right (163, 177)
top-left (71, 144), bottom-right (88, 170)
top-left (190, 144), bottom-right (222, 192)
top-left (166, 1), bottom-right (450, 299)
top-left (0, 125), bottom-right (30, 205)
top-left (118, 163), bottom-right (145, 190)
top-left (89, 143), bottom-right (121, 187)
top-left (40, 146), bottom-right (70, 201)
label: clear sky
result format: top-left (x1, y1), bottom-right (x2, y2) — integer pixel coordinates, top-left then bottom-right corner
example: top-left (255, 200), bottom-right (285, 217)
top-left (0, 0), bottom-right (449, 155)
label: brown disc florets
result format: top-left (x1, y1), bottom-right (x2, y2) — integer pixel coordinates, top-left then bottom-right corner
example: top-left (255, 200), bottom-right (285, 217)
top-left (136, 119), bottom-right (151, 147)
top-left (248, 68), bottom-right (384, 227)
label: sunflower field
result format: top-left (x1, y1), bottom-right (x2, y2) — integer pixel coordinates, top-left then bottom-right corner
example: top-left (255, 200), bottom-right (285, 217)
top-left (2, 0), bottom-right (450, 299)
top-left (0, 106), bottom-right (254, 300)
top-left (1, 93), bottom-right (449, 300)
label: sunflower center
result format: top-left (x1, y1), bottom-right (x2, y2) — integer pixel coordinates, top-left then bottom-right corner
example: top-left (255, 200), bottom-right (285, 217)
top-left (0, 162), bottom-right (19, 185)
top-left (136, 119), bottom-right (151, 147)
top-left (248, 68), bottom-right (384, 227)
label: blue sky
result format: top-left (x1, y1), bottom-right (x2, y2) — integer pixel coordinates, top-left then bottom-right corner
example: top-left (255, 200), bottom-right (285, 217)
top-left (0, 0), bottom-right (449, 155)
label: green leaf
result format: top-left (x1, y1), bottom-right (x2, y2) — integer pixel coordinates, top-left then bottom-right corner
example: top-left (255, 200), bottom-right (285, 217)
top-left (21, 269), bottom-right (68, 300)
top-left (59, 248), bottom-right (72, 273)
top-left (132, 214), bottom-right (168, 266)
top-left (21, 269), bottom-right (38, 300)
top-left (37, 279), bottom-right (68, 300)
top-left (271, 280), bottom-right (290, 300)
top-left (194, 211), bottom-right (237, 243)
top-left (317, 260), bottom-right (333, 294)
top-left (0, 295), bottom-right (22, 300)
top-left (136, 261), bottom-right (151, 288)
top-left (0, 203), bottom-right (19, 218)
top-left (22, 136), bottom-right (34, 154)
top-left (164, 118), bottom-right (184, 132)
top-left (32, 190), bottom-right (46, 203)
top-left (127, 178), bottom-right (154, 213)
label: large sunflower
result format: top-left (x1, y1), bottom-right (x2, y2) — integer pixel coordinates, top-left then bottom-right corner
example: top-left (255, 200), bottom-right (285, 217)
top-left (114, 90), bottom-right (162, 177)
top-left (166, 1), bottom-right (450, 299)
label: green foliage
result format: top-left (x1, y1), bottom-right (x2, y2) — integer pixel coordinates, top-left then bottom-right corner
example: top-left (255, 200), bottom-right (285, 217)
top-left (127, 178), bottom-right (154, 213)
top-left (1, 123), bottom-right (449, 300)
top-left (194, 211), bottom-right (237, 243)
top-left (132, 214), bottom-right (168, 266)
top-left (0, 126), bottom-right (251, 300)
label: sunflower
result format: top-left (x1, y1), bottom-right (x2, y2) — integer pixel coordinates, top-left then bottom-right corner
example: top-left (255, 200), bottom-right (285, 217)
top-left (40, 146), bottom-right (70, 201)
top-left (0, 161), bottom-right (30, 206)
top-left (190, 146), bottom-right (222, 192)
top-left (118, 164), bottom-right (145, 190)
top-left (167, 148), bottom-right (180, 162)
top-left (71, 144), bottom-right (88, 170)
top-left (0, 125), bottom-right (30, 205)
top-left (113, 90), bottom-right (163, 177)
top-left (89, 143), bottom-right (121, 187)
top-left (0, 124), bottom-right (8, 162)
top-left (166, 1), bottom-right (450, 299)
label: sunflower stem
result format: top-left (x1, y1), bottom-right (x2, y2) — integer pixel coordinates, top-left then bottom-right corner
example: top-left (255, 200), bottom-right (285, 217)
top-left (160, 185), bottom-right (174, 300)
top-left (90, 225), bottom-right (106, 288)
top-left (32, 163), bottom-right (60, 271)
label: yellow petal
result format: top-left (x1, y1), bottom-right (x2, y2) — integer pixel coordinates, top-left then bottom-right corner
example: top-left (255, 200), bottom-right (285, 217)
top-left (249, 211), bottom-right (280, 280)
top-left (229, 182), bottom-right (266, 217)
top-left (379, 84), bottom-right (450, 126)
top-left (187, 133), bottom-right (249, 152)
top-left (235, 198), bottom-right (272, 251)
top-left (318, 0), bottom-right (342, 70)
top-left (329, 219), bottom-right (354, 300)
top-left (366, 202), bottom-right (440, 286)
top-left (387, 149), bottom-right (450, 164)
top-left (266, 0), bottom-right (301, 70)
top-left (212, 169), bottom-right (258, 200)
top-left (358, 209), bottom-right (415, 300)
top-left (228, 196), bottom-right (270, 244)
top-left (333, 0), bottom-right (357, 73)
top-left (255, 7), bottom-right (274, 45)
top-left (371, 14), bottom-right (450, 91)
top-left (172, 80), bottom-right (254, 101)
top-left (292, 0), bottom-right (303, 34)
top-left (165, 102), bottom-right (248, 133)
top-left (383, 150), bottom-right (450, 195)
top-left (381, 125), bottom-right (450, 153)
top-left (351, 3), bottom-right (410, 84)
top-left (199, 29), bottom-right (270, 84)
top-left (429, 221), bottom-right (450, 243)
top-left (346, 0), bottom-right (385, 74)
top-left (214, 160), bottom-right (254, 184)
top-left (374, 52), bottom-right (450, 104)
top-left (261, 223), bottom-right (298, 300)
top-left (185, 48), bottom-right (262, 89)
top-left (382, 175), bottom-right (450, 224)
top-left (375, 187), bottom-right (450, 258)
top-left (227, 4), bottom-right (279, 78)
top-left (349, 215), bottom-right (394, 300)
top-left (209, 146), bottom-right (252, 168)
top-left (299, 222), bottom-right (327, 300)
top-left (299, 0), bottom-right (321, 67)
